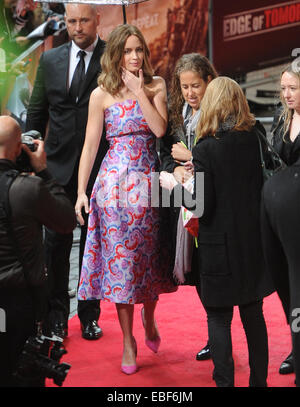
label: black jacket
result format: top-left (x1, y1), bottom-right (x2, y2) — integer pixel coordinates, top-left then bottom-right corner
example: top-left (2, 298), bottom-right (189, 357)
top-left (0, 159), bottom-right (77, 289)
top-left (25, 38), bottom-right (108, 188)
top-left (160, 125), bottom-right (186, 173)
top-left (260, 159), bottom-right (300, 324)
top-left (271, 106), bottom-right (300, 166)
top-left (175, 126), bottom-right (275, 306)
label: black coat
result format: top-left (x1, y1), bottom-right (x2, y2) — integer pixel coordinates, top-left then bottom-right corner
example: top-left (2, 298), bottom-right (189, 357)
top-left (271, 106), bottom-right (300, 166)
top-left (175, 126), bottom-right (274, 307)
top-left (261, 158), bottom-right (300, 383)
top-left (25, 39), bottom-right (108, 188)
top-left (160, 125), bottom-right (186, 173)
top-left (266, 107), bottom-right (300, 322)
top-left (0, 159), bottom-right (76, 289)
top-left (260, 159), bottom-right (300, 325)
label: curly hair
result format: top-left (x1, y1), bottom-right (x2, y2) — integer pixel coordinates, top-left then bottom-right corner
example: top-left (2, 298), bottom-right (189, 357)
top-left (168, 53), bottom-right (218, 134)
top-left (97, 24), bottom-right (153, 96)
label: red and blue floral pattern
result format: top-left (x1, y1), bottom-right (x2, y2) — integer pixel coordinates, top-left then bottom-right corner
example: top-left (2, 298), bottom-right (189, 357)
top-left (78, 99), bottom-right (176, 303)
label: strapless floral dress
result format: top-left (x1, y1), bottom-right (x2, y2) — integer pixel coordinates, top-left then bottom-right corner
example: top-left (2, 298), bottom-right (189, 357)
top-left (78, 99), bottom-right (177, 303)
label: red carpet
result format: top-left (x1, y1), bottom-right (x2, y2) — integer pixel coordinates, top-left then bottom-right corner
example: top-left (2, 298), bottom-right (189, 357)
top-left (47, 287), bottom-right (295, 388)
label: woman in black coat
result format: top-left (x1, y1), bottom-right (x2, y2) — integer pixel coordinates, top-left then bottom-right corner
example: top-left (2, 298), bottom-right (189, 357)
top-left (160, 76), bottom-right (274, 387)
top-left (268, 64), bottom-right (300, 375)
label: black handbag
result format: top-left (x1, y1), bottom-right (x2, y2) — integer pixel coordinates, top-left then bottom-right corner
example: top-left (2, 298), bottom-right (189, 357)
top-left (255, 128), bottom-right (287, 181)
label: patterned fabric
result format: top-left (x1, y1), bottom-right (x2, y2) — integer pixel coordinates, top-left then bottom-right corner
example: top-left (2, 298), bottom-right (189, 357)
top-left (78, 99), bottom-right (177, 303)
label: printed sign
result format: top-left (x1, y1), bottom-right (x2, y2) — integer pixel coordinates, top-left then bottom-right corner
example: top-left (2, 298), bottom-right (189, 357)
top-left (211, 0), bottom-right (300, 75)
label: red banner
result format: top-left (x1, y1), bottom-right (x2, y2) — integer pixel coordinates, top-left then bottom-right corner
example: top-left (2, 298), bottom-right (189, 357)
top-left (211, 0), bottom-right (300, 75)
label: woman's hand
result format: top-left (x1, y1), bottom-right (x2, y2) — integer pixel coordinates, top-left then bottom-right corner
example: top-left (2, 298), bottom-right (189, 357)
top-left (174, 165), bottom-right (193, 184)
top-left (184, 160), bottom-right (194, 175)
top-left (75, 193), bottom-right (89, 226)
top-left (159, 171), bottom-right (178, 191)
top-left (121, 68), bottom-right (144, 96)
top-left (171, 142), bottom-right (192, 162)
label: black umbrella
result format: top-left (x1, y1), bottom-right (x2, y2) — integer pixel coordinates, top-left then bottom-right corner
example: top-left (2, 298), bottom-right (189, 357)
top-left (34, 0), bottom-right (149, 24)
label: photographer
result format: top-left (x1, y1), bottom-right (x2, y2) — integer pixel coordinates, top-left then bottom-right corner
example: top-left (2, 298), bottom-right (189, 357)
top-left (0, 115), bottom-right (77, 387)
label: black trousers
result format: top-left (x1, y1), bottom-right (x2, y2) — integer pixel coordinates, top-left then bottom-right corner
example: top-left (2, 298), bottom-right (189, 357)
top-left (45, 164), bottom-right (100, 328)
top-left (202, 299), bottom-right (269, 387)
top-left (0, 288), bottom-right (45, 387)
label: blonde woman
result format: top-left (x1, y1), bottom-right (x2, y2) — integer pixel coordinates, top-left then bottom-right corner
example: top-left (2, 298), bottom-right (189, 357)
top-left (160, 77), bottom-right (274, 387)
top-left (75, 24), bottom-right (176, 375)
top-left (272, 64), bottom-right (300, 166)
top-left (270, 64), bottom-right (300, 375)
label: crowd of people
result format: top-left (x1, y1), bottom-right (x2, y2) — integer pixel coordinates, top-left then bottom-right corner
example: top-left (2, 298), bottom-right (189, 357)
top-left (0, 0), bottom-right (65, 62)
top-left (0, 0), bottom-right (66, 118)
top-left (0, 2), bottom-right (300, 388)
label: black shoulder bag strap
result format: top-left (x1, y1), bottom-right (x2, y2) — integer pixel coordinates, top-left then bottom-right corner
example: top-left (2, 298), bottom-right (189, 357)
top-left (0, 169), bottom-right (19, 230)
top-left (254, 127), bottom-right (287, 181)
top-left (0, 170), bottom-right (43, 326)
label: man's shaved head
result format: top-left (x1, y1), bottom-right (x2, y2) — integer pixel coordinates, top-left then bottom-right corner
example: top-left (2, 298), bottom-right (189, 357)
top-left (64, 3), bottom-right (99, 49)
top-left (0, 116), bottom-right (22, 160)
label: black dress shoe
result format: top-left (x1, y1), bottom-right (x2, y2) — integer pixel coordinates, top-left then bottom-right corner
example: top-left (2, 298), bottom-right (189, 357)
top-left (81, 320), bottom-right (103, 340)
top-left (279, 352), bottom-right (294, 374)
top-left (51, 322), bottom-right (68, 339)
top-left (196, 344), bottom-right (211, 361)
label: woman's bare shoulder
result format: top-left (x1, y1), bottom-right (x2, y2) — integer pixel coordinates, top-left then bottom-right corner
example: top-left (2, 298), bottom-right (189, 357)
top-left (91, 86), bottom-right (107, 100)
top-left (145, 76), bottom-right (167, 100)
top-left (90, 86), bottom-right (114, 109)
top-left (152, 75), bottom-right (166, 88)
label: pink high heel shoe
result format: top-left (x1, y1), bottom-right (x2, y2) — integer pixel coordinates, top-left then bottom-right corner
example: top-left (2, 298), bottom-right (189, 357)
top-left (121, 337), bottom-right (138, 375)
top-left (141, 308), bottom-right (161, 353)
top-left (121, 365), bottom-right (138, 375)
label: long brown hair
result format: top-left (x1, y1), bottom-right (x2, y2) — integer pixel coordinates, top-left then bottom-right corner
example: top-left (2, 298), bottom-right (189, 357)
top-left (278, 64), bottom-right (300, 140)
top-left (169, 53), bottom-right (217, 133)
top-left (196, 77), bottom-right (256, 141)
top-left (97, 24), bottom-right (153, 96)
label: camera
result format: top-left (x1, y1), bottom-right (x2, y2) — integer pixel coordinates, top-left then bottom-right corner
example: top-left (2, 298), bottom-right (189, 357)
top-left (15, 332), bottom-right (71, 387)
top-left (16, 130), bottom-right (43, 172)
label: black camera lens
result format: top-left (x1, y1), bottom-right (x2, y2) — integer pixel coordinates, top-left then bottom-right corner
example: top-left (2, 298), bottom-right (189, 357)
top-left (16, 130), bottom-right (42, 172)
top-left (15, 334), bottom-right (71, 387)
top-left (21, 135), bottom-right (37, 152)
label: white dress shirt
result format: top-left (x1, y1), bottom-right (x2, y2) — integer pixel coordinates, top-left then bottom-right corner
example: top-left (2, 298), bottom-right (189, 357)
top-left (68, 36), bottom-right (99, 89)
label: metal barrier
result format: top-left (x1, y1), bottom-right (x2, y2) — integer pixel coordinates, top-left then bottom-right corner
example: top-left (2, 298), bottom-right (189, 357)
top-left (11, 40), bottom-right (44, 67)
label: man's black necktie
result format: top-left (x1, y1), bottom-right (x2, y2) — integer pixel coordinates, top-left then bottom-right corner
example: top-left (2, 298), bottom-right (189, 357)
top-left (69, 50), bottom-right (86, 102)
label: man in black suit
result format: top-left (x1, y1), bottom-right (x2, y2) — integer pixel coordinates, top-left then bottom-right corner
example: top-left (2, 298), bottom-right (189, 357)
top-left (261, 160), bottom-right (300, 387)
top-left (26, 3), bottom-right (108, 340)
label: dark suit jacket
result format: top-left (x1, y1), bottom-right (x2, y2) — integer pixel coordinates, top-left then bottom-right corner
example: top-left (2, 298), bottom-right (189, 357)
top-left (175, 126), bottom-right (274, 307)
top-left (26, 39), bottom-right (108, 189)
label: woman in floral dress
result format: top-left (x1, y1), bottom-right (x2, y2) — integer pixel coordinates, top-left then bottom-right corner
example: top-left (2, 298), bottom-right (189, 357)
top-left (75, 24), bottom-right (176, 375)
